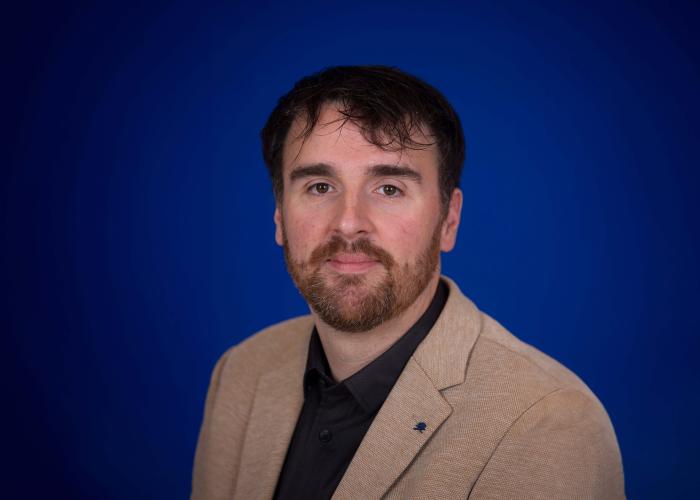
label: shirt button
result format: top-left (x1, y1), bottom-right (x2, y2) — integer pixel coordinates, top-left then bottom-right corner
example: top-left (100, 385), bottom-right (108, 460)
top-left (319, 429), bottom-right (332, 443)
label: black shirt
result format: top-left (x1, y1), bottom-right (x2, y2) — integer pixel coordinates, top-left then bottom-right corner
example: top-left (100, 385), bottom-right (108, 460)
top-left (273, 280), bottom-right (448, 500)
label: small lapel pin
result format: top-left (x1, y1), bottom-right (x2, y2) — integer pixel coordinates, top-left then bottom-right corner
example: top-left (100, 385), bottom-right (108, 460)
top-left (413, 422), bottom-right (427, 433)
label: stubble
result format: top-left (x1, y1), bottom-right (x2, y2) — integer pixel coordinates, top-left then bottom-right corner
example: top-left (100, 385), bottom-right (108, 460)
top-left (282, 222), bottom-right (442, 332)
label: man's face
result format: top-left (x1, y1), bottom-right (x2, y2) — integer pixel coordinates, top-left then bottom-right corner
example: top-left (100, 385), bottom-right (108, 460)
top-left (274, 105), bottom-right (461, 332)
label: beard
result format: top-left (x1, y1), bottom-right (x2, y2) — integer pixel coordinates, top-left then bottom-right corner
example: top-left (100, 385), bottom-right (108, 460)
top-left (282, 222), bottom-right (442, 333)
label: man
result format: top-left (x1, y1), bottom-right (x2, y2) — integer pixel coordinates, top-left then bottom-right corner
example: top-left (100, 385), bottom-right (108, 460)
top-left (191, 66), bottom-right (625, 499)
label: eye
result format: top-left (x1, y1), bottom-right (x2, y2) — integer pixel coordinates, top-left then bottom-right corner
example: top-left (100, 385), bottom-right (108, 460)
top-left (309, 182), bottom-right (332, 195)
top-left (377, 184), bottom-right (402, 197)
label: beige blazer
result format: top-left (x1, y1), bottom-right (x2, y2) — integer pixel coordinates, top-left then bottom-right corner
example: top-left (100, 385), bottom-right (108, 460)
top-left (192, 277), bottom-right (625, 499)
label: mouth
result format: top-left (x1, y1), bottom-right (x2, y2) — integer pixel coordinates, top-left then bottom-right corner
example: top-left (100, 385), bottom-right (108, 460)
top-left (326, 253), bottom-right (381, 273)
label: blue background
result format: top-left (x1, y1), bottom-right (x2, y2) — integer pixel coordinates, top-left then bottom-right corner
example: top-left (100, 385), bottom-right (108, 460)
top-left (4, 1), bottom-right (698, 498)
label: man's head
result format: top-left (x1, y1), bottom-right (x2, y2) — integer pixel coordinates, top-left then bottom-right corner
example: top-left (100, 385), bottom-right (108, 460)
top-left (261, 65), bottom-right (465, 212)
top-left (261, 66), bottom-right (464, 332)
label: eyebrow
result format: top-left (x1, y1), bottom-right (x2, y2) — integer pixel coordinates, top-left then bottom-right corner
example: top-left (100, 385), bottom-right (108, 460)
top-left (289, 163), bottom-right (335, 183)
top-left (288, 162), bottom-right (423, 183)
top-left (367, 164), bottom-right (423, 183)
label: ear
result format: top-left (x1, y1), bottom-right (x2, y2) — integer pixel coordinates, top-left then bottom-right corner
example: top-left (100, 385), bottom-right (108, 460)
top-left (274, 205), bottom-right (284, 246)
top-left (440, 188), bottom-right (462, 252)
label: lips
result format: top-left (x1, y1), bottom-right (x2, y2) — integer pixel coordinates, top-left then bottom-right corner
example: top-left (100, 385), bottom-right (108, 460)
top-left (327, 253), bottom-right (381, 273)
top-left (329, 253), bottom-right (379, 264)
top-left (307, 235), bottom-right (395, 272)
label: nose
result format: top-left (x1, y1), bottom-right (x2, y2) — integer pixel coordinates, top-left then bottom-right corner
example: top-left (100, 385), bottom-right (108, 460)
top-left (331, 192), bottom-right (373, 239)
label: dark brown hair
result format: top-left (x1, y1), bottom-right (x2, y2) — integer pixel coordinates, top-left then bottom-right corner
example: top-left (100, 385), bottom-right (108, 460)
top-left (260, 65), bottom-right (465, 209)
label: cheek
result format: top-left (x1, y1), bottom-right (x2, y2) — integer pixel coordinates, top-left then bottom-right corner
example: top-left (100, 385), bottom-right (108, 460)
top-left (284, 211), bottom-right (328, 255)
top-left (385, 201), bottom-right (443, 258)
top-left (379, 215), bottom-right (431, 259)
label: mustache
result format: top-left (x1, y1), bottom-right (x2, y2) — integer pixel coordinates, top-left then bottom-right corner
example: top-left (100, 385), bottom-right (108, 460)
top-left (308, 235), bottom-right (395, 269)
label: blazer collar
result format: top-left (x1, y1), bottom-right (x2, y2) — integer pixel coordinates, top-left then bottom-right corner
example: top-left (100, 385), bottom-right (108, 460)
top-left (412, 276), bottom-right (483, 390)
top-left (233, 319), bottom-right (312, 500)
top-left (333, 276), bottom-right (483, 499)
top-left (234, 277), bottom-right (482, 499)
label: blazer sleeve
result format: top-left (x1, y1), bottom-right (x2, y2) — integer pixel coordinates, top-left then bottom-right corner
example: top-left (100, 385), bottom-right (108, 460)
top-left (191, 350), bottom-right (230, 499)
top-left (469, 388), bottom-right (625, 500)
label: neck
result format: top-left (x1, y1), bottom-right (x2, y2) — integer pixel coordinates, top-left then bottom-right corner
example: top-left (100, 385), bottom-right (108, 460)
top-left (313, 272), bottom-right (441, 382)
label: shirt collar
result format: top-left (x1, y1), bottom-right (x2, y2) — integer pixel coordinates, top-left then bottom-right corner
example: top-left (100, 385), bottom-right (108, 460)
top-left (303, 279), bottom-right (449, 414)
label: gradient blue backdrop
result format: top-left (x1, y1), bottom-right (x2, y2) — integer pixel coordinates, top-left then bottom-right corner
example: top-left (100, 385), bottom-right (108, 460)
top-left (4, 1), bottom-right (699, 498)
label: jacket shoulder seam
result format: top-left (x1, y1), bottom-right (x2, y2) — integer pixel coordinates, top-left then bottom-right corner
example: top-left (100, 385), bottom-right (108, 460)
top-left (477, 334), bottom-right (569, 387)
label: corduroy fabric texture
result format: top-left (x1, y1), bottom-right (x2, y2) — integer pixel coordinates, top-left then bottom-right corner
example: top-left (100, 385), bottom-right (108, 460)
top-left (191, 277), bottom-right (625, 499)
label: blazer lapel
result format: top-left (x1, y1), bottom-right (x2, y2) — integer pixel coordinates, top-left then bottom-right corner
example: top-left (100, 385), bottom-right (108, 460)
top-left (233, 351), bottom-right (306, 499)
top-left (332, 357), bottom-right (452, 499)
top-left (333, 277), bottom-right (482, 499)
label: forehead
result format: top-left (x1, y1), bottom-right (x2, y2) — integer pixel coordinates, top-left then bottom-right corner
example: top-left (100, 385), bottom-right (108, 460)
top-left (281, 105), bottom-right (439, 175)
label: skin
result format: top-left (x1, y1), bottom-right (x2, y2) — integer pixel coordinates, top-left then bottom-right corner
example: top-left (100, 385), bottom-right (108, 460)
top-left (275, 105), bottom-right (463, 382)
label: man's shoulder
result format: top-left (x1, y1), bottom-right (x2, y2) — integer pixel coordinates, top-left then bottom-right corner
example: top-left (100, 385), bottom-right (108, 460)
top-left (457, 313), bottom-right (624, 498)
top-left (223, 314), bottom-right (314, 368)
top-left (438, 277), bottom-right (606, 413)
top-left (207, 315), bottom-right (313, 392)
top-left (433, 283), bottom-right (622, 494)
top-left (446, 305), bottom-right (615, 444)
top-left (475, 312), bottom-right (596, 397)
